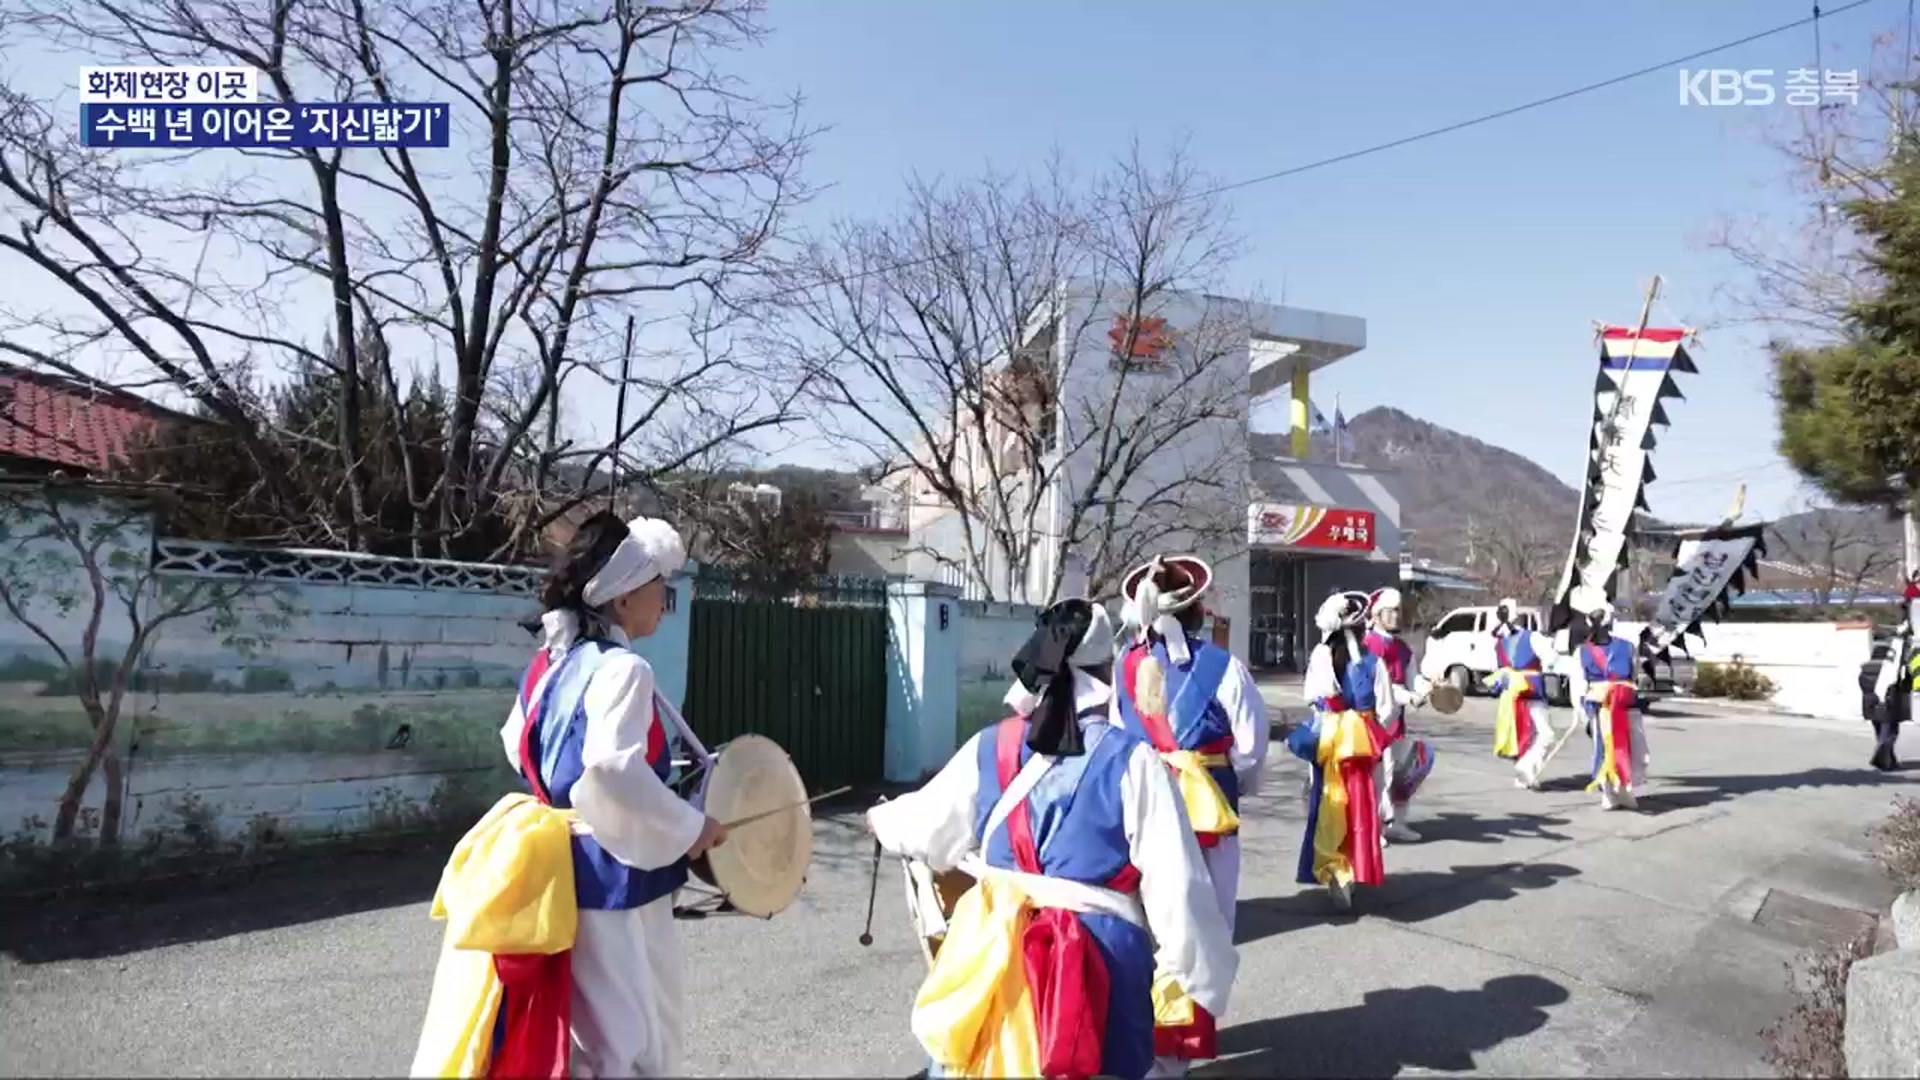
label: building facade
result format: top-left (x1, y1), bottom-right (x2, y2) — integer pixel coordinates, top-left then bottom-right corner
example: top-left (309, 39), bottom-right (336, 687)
top-left (898, 285), bottom-right (1391, 667)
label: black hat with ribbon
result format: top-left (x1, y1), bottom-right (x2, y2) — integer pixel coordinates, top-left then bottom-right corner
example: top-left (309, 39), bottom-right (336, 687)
top-left (1008, 598), bottom-right (1113, 757)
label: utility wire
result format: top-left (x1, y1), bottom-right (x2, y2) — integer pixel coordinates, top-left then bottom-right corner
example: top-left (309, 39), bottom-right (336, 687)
top-left (766, 0), bottom-right (1885, 303)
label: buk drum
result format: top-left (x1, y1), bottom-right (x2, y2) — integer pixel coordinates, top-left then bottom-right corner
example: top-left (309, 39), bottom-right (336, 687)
top-left (671, 725), bottom-right (815, 919)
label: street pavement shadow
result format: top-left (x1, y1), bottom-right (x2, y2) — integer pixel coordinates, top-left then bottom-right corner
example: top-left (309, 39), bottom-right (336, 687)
top-left (0, 841), bottom-right (447, 965)
top-left (1408, 810), bottom-right (1572, 845)
top-left (1195, 973), bottom-right (1570, 1077)
top-left (1630, 765), bottom-right (1920, 815)
top-left (1234, 861), bottom-right (1581, 944)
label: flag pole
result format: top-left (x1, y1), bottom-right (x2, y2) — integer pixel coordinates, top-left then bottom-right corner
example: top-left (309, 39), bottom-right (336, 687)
top-left (1334, 393), bottom-right (1343, 465)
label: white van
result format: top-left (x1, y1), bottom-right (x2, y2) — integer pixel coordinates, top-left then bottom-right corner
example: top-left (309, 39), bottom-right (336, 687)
top-left (1416, 604), bottom-right (1688, 707)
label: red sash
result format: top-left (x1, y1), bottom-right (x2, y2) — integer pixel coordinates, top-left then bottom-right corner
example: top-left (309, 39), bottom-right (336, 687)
top-left (994, 721), bottom-right (1140, 1079)
top-left (492, 648), bottom-right (573, 1080)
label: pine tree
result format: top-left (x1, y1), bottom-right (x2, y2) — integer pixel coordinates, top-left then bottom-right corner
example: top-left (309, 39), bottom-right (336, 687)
top-left (1772, 136), bottom-right (1920, 514)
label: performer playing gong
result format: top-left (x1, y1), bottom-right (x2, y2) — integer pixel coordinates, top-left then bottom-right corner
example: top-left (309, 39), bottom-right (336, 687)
top-left (1486, 598), bottom-right (1561, 790)
top-left (1363, 587), bottom-right (1434, 842)
top-left (412, 511), bottom-right (728, 1078)
top-left (868, 597), bottom-right (1237, 1080)
top-left (1108, 555), bottom-right (1265, 1076)
top-left (1569, 586), bottom-right (1646, 811)
top-left (1288, 591), bottom-right (1395, 910)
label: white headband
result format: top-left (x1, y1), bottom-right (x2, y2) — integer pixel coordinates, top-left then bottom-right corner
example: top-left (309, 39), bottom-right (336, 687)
top-left (582, 516), bottom-right (687, 608)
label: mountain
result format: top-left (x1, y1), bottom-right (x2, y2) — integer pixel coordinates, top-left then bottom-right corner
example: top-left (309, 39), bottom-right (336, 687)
top-left (1341, 405), bottom-right (1904, 595)
top-left (1340, 405), bottom-right (1584, 563)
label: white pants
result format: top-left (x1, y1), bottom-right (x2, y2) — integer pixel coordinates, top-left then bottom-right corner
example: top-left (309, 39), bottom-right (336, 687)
top-left (1513, 698), bottom-right (1554, 785)
top-left (568, 899), bottom-right (685, 1077)
top-left (1147, 833), bottom-right (1240, 1078)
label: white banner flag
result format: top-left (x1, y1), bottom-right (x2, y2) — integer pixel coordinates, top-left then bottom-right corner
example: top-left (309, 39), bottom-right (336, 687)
top-left (1648, 524), bottom-right (1766, 651)
top-left (1549, 327), bottom-right (1695, 635)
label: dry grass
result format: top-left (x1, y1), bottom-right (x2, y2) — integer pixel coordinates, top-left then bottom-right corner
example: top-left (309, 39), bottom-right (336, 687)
top-left (1694, 659), bottom-right (1778, 701)
top-left (1762, 929), bottom-right (1876, 1079)
top-left (1873, 795), bottom-right (1920, 893)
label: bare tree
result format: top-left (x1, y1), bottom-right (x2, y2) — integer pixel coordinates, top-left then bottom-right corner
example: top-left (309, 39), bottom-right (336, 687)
top-left (768, 143), bottom-right (1251, 604)
top-left (1705, 33), bottom-right (1920, 339)
top-left (1461, 493), bottom-right (1564, 605)
top-left (1768, 498), bottom-right (1903, 605)
top-left (0, 0), bottom-right (814, 561)
top-left (0, 483), bottom-right (289, 845)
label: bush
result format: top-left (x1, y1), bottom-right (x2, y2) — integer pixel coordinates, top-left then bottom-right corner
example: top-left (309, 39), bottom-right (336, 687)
top-left (1762, 929), bottom-right (1876, 1078)
top-left (1874, 795), bottom-right (1920, 893)
top-left (1693, 658), bottom-right (1777, 701)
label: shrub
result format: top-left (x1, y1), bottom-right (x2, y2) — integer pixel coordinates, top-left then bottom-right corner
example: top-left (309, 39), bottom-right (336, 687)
top-left (1874, 795), bottom-right (1920, 893)
top-left (1762, 929), bottom-right (1875, 1079)
top-left (1693, 658), bottom-right (1776, 701)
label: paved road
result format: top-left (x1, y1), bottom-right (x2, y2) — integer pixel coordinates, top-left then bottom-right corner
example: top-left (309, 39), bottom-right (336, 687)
top-left (4, 693), bottom-right (1916, 1078)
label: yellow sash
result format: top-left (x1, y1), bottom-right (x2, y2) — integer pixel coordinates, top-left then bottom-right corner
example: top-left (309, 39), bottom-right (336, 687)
top-left (909, 876), bottom-right (1043, 1078)
top-left (1310, 709), bottom-right (1379, 887)
top-left (1161, 749), bottom-right (1239, 836)
top-left (1152, 970), bottom-right (1200, 1026)
top-left (410, 794), bottom-right (579, 1079)
top-left (1484, 668), bottom-right (1536, 759)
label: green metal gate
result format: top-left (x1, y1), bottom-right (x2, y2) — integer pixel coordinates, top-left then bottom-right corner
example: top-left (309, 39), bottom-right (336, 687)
top-left (681, 573), bottom-right (890, 792)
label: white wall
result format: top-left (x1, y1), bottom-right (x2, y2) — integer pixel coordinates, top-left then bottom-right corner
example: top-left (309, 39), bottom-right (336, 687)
top-left (1685, 621), bottom-right (1874, 719)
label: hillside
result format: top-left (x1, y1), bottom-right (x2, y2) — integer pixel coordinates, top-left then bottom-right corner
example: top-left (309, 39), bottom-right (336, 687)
top-left (1340, 406), bottom-right (1584, 563)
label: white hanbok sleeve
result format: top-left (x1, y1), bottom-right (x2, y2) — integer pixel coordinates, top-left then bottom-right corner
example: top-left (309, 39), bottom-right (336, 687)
top-left (1123, 740), bottom-right (1237, 1019)
top-left (1303, 642), bottom-right (1340, 708)
top-left (1530, 630), bottom-right (1562, 669)
top-left (567, 651), bottom-right (708, 871)
top-left (501, 695), bottom-right (528, 766)
top-left (1215, 657), bottom-right (1270, 796)
top-left (868, 730), bottom-right (987, 871)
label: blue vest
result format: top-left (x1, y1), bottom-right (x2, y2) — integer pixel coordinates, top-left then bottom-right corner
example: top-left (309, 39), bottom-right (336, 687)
top-left (1578, 637), bottom-right (1636, 682)
top-left (516, 640), bottom-right (689, 910)
top-left (1493, 629), bottom-right (1546, 698)
top-left (1308, 643), bottom-right (1381, 714)
top-left (972, 717), bottom-right (1157, 1079)
top-left (1113, 638), bottom-right (1240, 815)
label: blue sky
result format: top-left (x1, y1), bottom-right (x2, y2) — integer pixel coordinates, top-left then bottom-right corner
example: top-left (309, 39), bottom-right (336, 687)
top-left (730, 0), bottom-right (1895, 521)
top-left (3, 1), bottom-right (1900, 525)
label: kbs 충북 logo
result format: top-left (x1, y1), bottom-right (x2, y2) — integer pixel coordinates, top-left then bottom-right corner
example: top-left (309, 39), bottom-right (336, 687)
top-left (1678, 68), bottom-right (1860, 107)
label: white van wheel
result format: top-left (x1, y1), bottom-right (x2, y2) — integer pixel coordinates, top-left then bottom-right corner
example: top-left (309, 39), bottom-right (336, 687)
top-left (1446, 665), bottom-right (1473, 696)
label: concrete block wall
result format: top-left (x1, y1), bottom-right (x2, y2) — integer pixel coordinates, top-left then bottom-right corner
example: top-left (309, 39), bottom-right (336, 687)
top-left (955, 599), bottom-right (1043, 742)
top-left (1683, 621), bottom-right (1872, 719)
top-left (0, 517), bottom-right (695, 850)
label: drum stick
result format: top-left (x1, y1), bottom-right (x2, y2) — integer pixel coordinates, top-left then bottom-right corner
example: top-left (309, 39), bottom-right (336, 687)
top-left (720, 785), bottom-right (853, 830)
top-left (859, 796), bottom-right (887, 947)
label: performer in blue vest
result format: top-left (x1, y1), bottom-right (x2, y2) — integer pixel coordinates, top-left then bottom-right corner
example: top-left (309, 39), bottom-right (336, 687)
top-left (1485, 598), bottom-right (1562, 790)
top-left (1110, 555), bottom-right (1266, 1076)
top-left (1289, 591), bottom-right (1395, 911)
top-left (1569, 587), bottom-right (1646, 811)
top-left (491, 510), bottom-right (727, 1074)
top-left (868, 597), bottom-right (1236, 1080)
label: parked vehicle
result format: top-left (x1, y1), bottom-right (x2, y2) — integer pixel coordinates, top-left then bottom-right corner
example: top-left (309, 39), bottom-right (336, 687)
top-left (1416, 603), bottom-right (1694, 707)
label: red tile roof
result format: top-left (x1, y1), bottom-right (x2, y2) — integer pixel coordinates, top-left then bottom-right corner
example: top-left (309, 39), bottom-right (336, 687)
top-left (0, 363), bottom-right (191, 474)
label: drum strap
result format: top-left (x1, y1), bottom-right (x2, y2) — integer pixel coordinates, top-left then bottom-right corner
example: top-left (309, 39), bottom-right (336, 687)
top-left (654, 692), bottom-right (712, 770)
top-left (982, 752), bottom-right (1054, 849)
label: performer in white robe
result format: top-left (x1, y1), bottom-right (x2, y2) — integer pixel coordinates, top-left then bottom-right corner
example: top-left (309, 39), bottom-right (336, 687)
top-left (1362, 587), bottom-right (1433, 842)
top-left (1289, 591), bottom-right (1396, 911)
top-left (1566, 587), bottom-right (1648, 812)
top-left (1485, 598), bottom-right (1562, 790)
top-left (415, 511), bottom-right (728, 1078)
top-left (870, 598), bottom-right (1238, 1080)
top-left (1109, 555), bottom-right (1269, 936)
